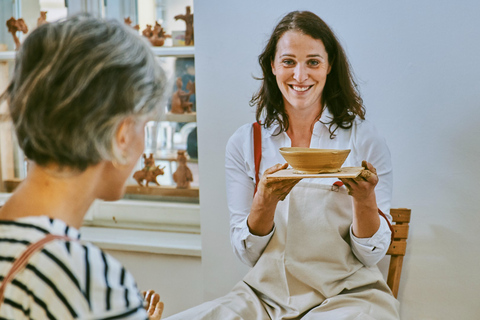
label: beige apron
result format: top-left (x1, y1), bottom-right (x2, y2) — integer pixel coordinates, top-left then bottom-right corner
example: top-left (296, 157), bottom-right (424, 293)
top-left (166, 181), bottom-right (400, 320)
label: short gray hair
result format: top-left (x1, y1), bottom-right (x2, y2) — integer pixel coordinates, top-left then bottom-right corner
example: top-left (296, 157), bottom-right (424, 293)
top-left (1, 14), bottom-right (167, 171)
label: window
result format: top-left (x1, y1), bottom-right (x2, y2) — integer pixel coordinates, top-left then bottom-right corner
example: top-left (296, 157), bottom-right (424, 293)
top-left (0, 0), bottom-right (199, 237)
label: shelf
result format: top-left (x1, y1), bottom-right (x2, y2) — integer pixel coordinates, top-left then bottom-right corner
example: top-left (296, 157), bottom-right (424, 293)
top-left (125, 185), bottom-right (199, 198)
top-left (151, 46), bottom-right (194, 57)
top-left (165, 112), bottom-right (196, 122)
top-left (0, 51), bottom-right (15, 61)
top-left (0, 46), bottom-right (194, 62)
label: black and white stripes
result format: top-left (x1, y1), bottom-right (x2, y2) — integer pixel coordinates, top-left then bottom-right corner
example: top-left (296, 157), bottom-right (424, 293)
top-left (0, 217), bottom-right (148, 319)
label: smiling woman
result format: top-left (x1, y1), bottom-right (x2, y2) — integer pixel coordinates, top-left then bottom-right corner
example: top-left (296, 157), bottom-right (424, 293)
top-left (164, 10), bottom-right (399, 320)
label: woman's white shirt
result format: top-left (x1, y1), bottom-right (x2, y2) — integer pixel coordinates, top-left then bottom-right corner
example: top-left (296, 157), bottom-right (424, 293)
top-left (225, 108), bottom-right (393, 268)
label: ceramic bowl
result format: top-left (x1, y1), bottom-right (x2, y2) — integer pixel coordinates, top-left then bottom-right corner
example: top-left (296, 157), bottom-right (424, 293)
top-left (279, 147), bottom-right (351, 174)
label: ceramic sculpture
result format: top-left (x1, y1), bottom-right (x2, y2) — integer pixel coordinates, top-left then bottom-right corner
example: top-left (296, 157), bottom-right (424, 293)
top-left (6, 17), bottom-right (28, 50)
top-left (174, 6), bottom-right (194, 45)
top-left (170, 77), bottom-right (195, 114)
top-left (124, 17), bottom-right (139, 31)
top-left (132, 153), bottom-right (164, 187)
top-left (37, 11), bottom-right (48, 27)
top-left (172, 150), bottom-right (193, 189)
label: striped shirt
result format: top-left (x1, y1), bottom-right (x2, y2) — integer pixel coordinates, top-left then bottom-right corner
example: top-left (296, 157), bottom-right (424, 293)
top-left (0, 216), bottom-right (148, 320)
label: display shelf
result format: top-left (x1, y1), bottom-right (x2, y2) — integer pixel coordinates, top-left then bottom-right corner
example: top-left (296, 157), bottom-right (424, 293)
top-left (165, 112), bottom-right (196, 122)
top-left (0, 51), bottom-right (15, 61)
top-left (151, 46), bottom-right (194, 57)
top-left (125, 185), bottom-right (199, 198)
top-left (0, 46), bottom-right (194, 62)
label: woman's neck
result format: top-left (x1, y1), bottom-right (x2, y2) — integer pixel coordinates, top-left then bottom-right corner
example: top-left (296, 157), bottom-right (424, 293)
top-left (286, 105), bottom-right (323, 148)
top-left (0, 162), bottom-right (104, 229)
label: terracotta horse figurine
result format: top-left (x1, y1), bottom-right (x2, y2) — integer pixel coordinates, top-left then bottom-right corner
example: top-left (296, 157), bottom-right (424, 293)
top-left (6, 17), bottom-right (28, 50)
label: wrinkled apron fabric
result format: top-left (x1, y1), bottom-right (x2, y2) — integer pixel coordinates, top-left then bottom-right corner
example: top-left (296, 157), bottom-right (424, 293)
top-left (166, 182), bottom-right (400, 320)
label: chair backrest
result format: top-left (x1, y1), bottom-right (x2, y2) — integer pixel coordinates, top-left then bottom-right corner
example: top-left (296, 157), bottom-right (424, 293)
top-left (386, 208), bottom-right (411, 298)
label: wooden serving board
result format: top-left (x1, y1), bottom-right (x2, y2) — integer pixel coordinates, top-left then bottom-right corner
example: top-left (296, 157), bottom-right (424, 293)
top-left (266, 167), bottom-right (364, 180)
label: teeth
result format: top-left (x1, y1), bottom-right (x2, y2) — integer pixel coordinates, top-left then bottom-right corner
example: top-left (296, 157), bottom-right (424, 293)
top-left (292, 85), bottom-right (309, 92)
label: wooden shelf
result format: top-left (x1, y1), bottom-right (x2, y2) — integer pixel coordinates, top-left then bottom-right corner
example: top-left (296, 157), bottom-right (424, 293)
top-left (4, 179), bottom-right (199, 199)
top-left (125, 185), bottom-right (199, 198)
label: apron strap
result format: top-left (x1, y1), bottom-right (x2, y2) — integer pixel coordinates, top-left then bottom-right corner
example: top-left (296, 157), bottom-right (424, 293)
top-left (253, 122), bottom-right (262, 196)
top-left (0, 234), bottom-right (73, 306)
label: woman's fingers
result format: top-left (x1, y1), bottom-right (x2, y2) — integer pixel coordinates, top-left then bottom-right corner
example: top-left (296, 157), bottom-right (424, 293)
top-left (143, 290), bottom-right (154, 309)
top-left (148, 293), bottom-right (160, 312)
top-left (150, 301), bottom-right (164, 320)
top-left (144, 290), bottom-right (164, 320)
top-left (264, 163), bottom-right (288, 175)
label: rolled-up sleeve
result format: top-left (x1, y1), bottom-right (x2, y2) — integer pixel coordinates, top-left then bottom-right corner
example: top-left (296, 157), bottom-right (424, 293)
top-left (350, 217), bottom-right (391, 267)
top-left (348, 119), bottom-right (393, 266)
top-left (225, 124), bottom-right (273, 267)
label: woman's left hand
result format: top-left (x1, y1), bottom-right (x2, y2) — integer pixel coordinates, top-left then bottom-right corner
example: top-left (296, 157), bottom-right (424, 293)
top-left (340, 161), bottom-right (380, 238)
top-left (340, 161), bottom-right (378, 200)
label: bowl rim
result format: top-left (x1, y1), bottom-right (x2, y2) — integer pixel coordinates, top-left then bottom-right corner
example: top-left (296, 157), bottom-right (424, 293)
top-left (279, 147), bottom-right (351, 154)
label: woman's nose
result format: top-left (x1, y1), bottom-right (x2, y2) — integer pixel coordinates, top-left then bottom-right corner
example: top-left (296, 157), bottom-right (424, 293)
top-left (293, 64), bottom-right (308, 82)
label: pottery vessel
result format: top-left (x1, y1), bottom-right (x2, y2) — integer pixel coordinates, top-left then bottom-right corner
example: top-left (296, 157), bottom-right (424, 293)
top-left (279, 147), bottom-right (350, 174)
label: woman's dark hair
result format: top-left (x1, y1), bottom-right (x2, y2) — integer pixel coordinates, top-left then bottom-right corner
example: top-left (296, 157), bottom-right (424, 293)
top-left (250, 11), bottom-right (365, 138)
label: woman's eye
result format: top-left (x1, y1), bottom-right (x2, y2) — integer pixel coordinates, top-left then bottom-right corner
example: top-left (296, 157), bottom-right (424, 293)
top-left (308, 60), bottom-right (320, 66)
top-left (281, 59), bottom-right (295, 66)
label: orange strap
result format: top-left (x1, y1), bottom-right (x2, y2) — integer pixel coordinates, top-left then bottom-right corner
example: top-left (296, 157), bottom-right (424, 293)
top-left (0, 234), bottom-right (72, 305)
top-left (253, 122), bottom-right (262, 196)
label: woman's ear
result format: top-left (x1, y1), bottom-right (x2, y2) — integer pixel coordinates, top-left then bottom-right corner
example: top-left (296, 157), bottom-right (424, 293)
top-left (115, 117), bottom-right (134, 155)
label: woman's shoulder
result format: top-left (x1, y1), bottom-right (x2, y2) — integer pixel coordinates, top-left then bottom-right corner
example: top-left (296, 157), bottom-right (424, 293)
top-left (226, 122), bottom-right (254, 151)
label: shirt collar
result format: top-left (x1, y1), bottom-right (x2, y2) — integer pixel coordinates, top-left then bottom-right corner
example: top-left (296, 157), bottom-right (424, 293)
top-left (262, 106), bottom-right (334, 138)
top-left (13, 216), bottom-right (81, 239)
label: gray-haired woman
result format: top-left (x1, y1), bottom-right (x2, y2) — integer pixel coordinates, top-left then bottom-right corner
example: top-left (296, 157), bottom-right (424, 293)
top-left (0, 14), bottom-right (166, 319)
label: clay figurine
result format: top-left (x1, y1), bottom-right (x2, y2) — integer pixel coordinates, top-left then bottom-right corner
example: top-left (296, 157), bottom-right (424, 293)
top-left (37, 11), bottom-right (48, 27)
top-left (173, 150), bottom-right (193, 189)
top-left (174, 6), bottom-right (194, 45)
top-left (124, 17), bottom-right (139, 31)
top-left (6, 17), bottom-right (28, 50)
top-left (132, 153), bottom-right (165, 187)
top-left (170, 77), bottom-right (195, 114)
top-left (142, 24), bottom-right (153, 38)
top-left (147, 22), bottom-right (170, 47)
top-left (143, 153), bottom-right (156, 168)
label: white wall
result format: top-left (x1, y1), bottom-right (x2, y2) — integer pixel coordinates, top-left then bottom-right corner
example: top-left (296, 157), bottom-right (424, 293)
top-left (195, 1), bottom-right (480, 319)
top-left (105, 250), bottom-right (203, 318)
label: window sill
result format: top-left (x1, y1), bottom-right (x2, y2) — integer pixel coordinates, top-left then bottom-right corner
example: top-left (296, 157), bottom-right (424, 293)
top-left (80, 226), bottom-right (201, 257)
top-left (0, 193), bottom-right (202, 257)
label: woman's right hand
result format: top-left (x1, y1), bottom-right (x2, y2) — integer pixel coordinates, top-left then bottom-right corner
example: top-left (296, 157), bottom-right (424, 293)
top-left (248, 163), bottom-right (301, 236)
top-left (142, 290), bottom-right (164, 320)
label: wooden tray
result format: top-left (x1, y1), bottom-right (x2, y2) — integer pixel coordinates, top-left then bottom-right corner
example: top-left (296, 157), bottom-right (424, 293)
top-left (266, 167), bottom-right (364, 180)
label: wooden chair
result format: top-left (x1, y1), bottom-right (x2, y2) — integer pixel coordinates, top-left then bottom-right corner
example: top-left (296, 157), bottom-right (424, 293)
top-left (386, 208), bottom-right (411, 298)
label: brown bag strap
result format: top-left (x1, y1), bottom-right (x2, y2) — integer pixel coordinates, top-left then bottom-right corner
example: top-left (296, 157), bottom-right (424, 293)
top-left (0, 234), bottom-right (72, 305)
top-left (253, 122), bottom-right (262, 196)
top-left (378, 208), bottom-right (395, 243)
